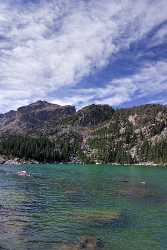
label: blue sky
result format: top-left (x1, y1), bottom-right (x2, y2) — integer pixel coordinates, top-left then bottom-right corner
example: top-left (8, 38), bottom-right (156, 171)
top-left (0, 0), bottom-right (167, 112)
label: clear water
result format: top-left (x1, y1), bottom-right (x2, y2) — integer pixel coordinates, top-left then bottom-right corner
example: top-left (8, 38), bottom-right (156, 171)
top-left (0, 164), bottom-right (167, 250)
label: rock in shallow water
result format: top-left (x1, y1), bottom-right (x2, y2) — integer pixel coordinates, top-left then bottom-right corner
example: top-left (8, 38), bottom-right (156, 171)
top-left (60, 244), bottom-right (80, 250)
top-left (73, 208), bottom-right (120, 224)
top-left (59, 236), bottom-right (104, 250)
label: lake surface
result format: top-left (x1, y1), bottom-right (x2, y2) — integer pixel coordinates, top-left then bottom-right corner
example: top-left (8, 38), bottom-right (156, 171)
top-left (0, 164), bottom-right (167, 250)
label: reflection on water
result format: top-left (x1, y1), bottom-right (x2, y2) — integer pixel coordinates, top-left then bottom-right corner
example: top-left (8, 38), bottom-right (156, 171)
top-left (0, 164), bottom-right (167, 250)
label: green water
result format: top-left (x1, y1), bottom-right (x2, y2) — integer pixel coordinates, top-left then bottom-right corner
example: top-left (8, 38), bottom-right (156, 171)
top-left (0, 164), bottom-right (167, 250)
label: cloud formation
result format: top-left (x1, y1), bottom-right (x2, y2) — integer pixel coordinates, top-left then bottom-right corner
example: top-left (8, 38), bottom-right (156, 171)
top-left (0, 0), bottom-right (167, 112)
top-left (51, 60), bottom-right (167, 107)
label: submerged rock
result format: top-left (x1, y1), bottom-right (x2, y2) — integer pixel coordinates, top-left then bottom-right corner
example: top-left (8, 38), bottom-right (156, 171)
top-left (118, 181), bottom-right (167, 203)
top-left (79, 236), bottom-right (104, 249)
top-left (59, 236), bottom-right (104, 250)
top-left (73, 208), bottom-right (120, 224)
top-left (60, 244), bottom-right (80, 250)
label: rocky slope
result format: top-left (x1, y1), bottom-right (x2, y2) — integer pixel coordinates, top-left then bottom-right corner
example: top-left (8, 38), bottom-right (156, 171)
top-left (0, 100), bottom-right (76, 136)
top-left (0, 101), bottom-right (167, 164)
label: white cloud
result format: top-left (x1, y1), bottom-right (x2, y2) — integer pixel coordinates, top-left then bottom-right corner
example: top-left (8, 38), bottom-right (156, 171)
top-left (0, 0), bottom-right (167, 112)
top-left (149, 24), bottom-right (167, 47)
top-left (57, 60), bottom-right (167, 107)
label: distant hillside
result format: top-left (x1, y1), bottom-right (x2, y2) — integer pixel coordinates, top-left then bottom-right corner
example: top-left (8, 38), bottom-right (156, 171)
top-left (0, 101), bottom-right (167, 165)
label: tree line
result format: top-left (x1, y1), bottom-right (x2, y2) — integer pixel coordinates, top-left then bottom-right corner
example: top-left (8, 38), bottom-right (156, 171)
top-left (0, 136), bottom-right (72, 162)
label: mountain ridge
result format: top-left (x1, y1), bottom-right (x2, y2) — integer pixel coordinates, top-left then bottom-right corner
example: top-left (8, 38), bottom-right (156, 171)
top-left (0, 101), bottom-right (167, 165)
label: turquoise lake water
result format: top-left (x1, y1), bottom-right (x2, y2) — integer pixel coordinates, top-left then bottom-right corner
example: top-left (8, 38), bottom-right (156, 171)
top-left (0, 164), bottom-right (167, 250)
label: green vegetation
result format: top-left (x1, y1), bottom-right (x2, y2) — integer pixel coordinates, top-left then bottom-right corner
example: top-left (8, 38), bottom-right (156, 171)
top-left (138, 139), bottom-right (167, 164)
top-left (88, 137), bottom-right (134, 164)
top-left (0, 136), bottom-right (71, 162)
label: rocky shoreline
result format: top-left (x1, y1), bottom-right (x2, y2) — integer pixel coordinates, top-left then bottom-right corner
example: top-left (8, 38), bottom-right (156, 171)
top-left (0, 155), bottom-right (166, 167)
top-left (0, 155), bottom-right (39, 165)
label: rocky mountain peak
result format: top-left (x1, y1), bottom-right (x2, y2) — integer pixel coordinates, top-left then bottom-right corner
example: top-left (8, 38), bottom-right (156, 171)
top-left (17, 100), bottom-right (60, 113)
top-left (76, 104), bottom-right (115, 126)
top-left (0, 101), bottom-right (76, 136)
